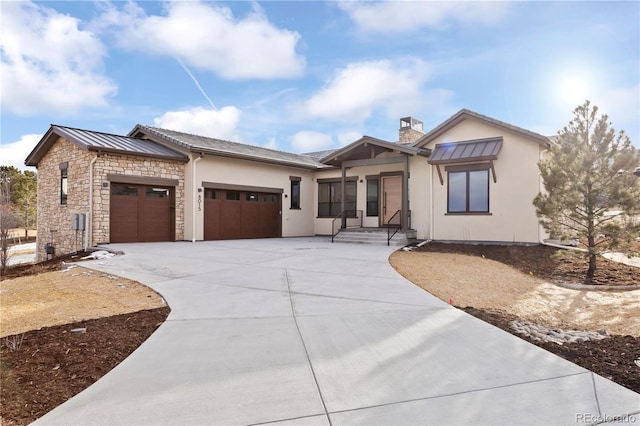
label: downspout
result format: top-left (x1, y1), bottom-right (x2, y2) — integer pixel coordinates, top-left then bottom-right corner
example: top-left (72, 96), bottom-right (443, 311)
top-left (192, 152), bottom-right (203, 242)
top-left (429, 160), bottom-right (434, 241)
top-left (86, 155), bottom-right (98, 250)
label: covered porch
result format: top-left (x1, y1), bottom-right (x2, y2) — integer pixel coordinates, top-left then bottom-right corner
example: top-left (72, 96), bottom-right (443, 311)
top-left (319, 136), bottom-right (430, 244)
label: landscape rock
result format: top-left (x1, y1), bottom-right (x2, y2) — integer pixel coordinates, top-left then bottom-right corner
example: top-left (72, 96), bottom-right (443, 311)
top-left (509, 320), bottom-right (609, 345)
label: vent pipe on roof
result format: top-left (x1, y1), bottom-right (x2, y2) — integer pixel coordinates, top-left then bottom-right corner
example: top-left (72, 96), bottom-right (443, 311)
top-left (399, 117), bottom-right (424, 144)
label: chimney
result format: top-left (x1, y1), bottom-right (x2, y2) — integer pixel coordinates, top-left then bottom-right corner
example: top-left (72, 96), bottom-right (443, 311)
top-left (398, 117), bottom-right (424, 144)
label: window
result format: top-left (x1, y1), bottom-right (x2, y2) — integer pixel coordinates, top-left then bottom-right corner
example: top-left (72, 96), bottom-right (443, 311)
top-left (226, 191), bottom-right (240, 201)
top-left (318, 180), bottom-right (356, 218)
top-left (204, 189), bottom-right (220, 199)
top-left (246, 193), bottom-right (258, 202)
top-left (290, 177), bottom-right (301, 209)
top-left (366, 178), bottom-right (379, 216)
top-left (447, 169), bottom-right (489, 213)
top-left (111, 184), bottom-right (138, 197)
top-left (60, 167), bottom-right (68, 205)
top-left (146, 188), bottom-right (169, 198)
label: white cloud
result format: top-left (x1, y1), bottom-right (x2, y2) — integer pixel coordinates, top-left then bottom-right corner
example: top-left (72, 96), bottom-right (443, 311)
top-left (337, 131), bottom-right (363, 147)
top-left (290, 131), bottom-right (334, 153)
top-left (301, 59), bottom-right (431, 122)
top-left (0, 1), bottom-right (117, 115)
top-left (262, 137), bottom-right (279, 150)
top-left (0, 134), bottom-right (42, 171)
top-left (100, 1), bottom-right (304, 80)
top-left (153, 106), bottom-right (242, 140)
top-left (338, 1), bottom-right (513, 33)
top-left (595, 85), bottom-right (640, 133)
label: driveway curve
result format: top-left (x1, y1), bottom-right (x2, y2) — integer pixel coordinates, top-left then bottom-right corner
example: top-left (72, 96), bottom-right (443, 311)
top-left (36, 238), bottom-right (639, 425)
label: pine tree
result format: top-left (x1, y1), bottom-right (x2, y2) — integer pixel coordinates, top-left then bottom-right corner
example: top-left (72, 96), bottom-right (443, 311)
top-left (533, 101), bottom-right (640, 284)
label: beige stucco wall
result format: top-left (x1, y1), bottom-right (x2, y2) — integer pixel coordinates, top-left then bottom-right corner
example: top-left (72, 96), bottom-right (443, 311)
top-left (35, 137), bottom-right (185, 261)
top-left (408, 155), bottom-right (431, 240)
top-left (422, 118), bottom-right (547, 243)
top-left (187, 154), bottom-right (316, 240)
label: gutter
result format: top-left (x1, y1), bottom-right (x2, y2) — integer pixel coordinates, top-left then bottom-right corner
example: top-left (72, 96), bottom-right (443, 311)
top-left (192, 153), bottom-right (203, 242)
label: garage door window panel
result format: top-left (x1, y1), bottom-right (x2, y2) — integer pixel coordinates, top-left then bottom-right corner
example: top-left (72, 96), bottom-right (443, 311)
top-left (146, 188), bottom-right (169, 198)
top-left (226, 191), bottom-right (240, 201)
top-left (205, 190), bottom-right (221, 199)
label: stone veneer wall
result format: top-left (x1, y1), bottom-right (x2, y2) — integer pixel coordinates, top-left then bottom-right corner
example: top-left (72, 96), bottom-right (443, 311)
top-left (35, 137), bottom-right (185, 261)
top-left (35, 137), bottom-right (94, 261)
top-left (92, 154), bottom-right (185, 245)
top-left (398, 128), bottom-right (424, 144)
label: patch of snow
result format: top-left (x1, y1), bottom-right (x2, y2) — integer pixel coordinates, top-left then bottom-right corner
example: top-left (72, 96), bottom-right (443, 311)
top-left (81, 250), bottom-right (115, 260)
top-left (602, 252), bottom-right (640, 268)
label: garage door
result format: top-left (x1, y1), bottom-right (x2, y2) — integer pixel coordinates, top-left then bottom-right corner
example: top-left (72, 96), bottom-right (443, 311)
top-left (204, 189), bottom-right (280, 240)
top-left (110, 183), bottom-right (174, 243)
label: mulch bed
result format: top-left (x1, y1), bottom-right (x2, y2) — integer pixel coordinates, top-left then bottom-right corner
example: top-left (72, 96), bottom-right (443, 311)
top-left (1, 251), bottom-right (94, 281)
top-left (1, 307), bottom-right (170, 426)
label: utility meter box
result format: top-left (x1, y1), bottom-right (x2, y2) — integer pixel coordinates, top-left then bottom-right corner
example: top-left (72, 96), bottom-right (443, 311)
top-left (72, 213), bottom-right (86, 231)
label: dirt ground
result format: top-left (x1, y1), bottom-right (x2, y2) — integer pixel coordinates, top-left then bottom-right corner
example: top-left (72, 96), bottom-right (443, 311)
top-left (1, 244), bottom-right (639, 425)
top-left (1, 267), bottom-right (166, 338)
top-left (390, 243), bottom-right (640, 394)
top-left (389, 249), bottom-right (640, 336)
top-left (1, 254), bottom-right (169, 425)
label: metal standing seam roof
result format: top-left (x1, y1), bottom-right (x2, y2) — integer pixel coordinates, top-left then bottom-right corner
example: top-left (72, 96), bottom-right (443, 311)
top-left (130, 125), bottom-right (327, 170)
top-left (25, 125), bottom-right (189, 166)
top-left (428, 137), bottom-right (503, 164)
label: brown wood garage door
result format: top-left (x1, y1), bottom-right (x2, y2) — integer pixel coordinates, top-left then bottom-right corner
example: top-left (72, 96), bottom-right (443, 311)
top-left (204, 189), bottom-right (280, 240)
top-left (110, 183), bottom-right (174, 243)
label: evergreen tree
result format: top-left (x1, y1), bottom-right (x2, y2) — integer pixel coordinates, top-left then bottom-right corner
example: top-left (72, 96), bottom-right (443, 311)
top-left (534, 101), bottom-right (640, 283)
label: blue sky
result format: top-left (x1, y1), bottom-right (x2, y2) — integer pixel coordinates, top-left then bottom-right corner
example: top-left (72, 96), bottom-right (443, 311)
top-left (1, 1), bottom-right (639, 171)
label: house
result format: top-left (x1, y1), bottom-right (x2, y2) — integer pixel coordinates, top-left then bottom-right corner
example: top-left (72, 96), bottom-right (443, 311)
top-left (25, 109), bottom-right (551, 261)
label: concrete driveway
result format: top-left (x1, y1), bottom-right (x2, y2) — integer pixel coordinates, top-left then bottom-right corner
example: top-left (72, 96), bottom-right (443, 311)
top-left (36, 238), bottom-right (639, 425)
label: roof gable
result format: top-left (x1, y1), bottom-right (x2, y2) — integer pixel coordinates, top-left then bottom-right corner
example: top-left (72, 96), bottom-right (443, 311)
top-left (414, 109), bottom-right (550, 148)
top-left (129, 125), bottom-right (327, 170)
top-left (25, 125), bottom-right (188, 167)
top-left (320, 136), bottom-right (429, 167)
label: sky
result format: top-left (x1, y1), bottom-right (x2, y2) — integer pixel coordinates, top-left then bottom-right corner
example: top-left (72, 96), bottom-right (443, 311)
top-left (1, 0), bottom-right (639, 171)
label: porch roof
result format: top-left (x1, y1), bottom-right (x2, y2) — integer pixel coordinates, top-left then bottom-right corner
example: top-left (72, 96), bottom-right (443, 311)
top-left (320, 136), bottom-right (430, 167)
top-left (428, 137), bottom-right (503, 165)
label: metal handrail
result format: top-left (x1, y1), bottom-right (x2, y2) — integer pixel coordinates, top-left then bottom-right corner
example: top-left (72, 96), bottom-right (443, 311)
top-left (331, 210), bottom-right (363, 243)
top-left (386, 209), bottom-right (402, 246)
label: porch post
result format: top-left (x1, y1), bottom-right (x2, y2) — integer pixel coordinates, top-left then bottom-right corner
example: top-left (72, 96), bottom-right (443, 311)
top-left (341, 165), bottom-right (346, 229)
top-left (402, 154), bottom-right (409, 231)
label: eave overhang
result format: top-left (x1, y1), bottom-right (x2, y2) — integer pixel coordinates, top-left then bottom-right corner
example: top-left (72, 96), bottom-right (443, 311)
top-left (320, 136), bottom-right (430, 167)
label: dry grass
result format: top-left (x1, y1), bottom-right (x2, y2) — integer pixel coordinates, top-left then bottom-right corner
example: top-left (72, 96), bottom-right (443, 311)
top-left (390, 251), bottom-right (640, 336)
top-left (0, 266), bottom-right (166, 338)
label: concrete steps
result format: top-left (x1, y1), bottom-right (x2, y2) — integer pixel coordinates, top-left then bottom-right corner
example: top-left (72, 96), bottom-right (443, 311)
top-left (333, 227), bottom-right (416, 246)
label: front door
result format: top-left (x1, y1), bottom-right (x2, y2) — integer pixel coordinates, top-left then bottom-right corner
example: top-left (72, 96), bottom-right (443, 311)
top-left (381, 175), bottom-right (402, 226)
